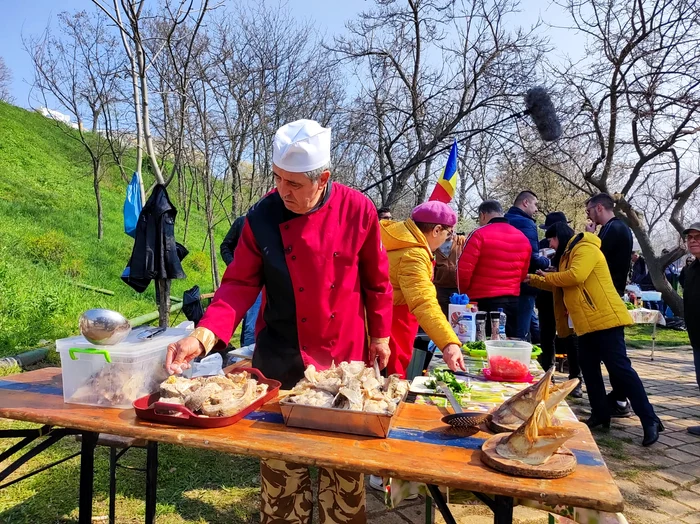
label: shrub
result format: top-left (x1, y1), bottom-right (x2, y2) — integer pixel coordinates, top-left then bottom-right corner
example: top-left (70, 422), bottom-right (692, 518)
top-left (60, 257), bottom-right (85, 278)
top-left (27, 231), bottom-right (70, 265)
top-left (187, 251), bottom-right (210, 273)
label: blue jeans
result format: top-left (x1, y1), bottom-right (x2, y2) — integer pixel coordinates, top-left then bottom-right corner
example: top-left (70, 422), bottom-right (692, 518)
top-left (516, 295), bottom-right (536, 340)
top-left (578, 326), bottom-right (658, 426)
top-left (240, 292), bottom-right (262, 347)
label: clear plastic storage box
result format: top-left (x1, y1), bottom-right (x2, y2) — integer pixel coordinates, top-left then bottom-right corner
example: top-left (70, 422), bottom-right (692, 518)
top-left (56, 327), bottom-right (191, 408)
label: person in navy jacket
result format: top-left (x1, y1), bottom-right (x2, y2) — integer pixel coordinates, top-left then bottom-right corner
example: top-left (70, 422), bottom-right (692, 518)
top-left (505, 190), bottom-right (551, 340)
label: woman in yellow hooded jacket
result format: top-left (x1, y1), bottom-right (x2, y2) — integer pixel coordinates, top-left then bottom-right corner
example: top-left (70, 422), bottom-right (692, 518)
top-left (380, 202), bottom-right (465, 378)
top-left (528, 223), bottom-right (662, 446)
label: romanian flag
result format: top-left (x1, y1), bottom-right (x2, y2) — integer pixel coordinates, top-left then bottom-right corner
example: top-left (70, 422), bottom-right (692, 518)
top-left (429, 140), bottom-right (458, 203)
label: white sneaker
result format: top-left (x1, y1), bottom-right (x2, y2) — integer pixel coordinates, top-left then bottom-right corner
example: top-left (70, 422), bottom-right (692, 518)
top-left (368, 475), bottom-right (384, 491)
top-left (368, 475), bottom-right (419, 500)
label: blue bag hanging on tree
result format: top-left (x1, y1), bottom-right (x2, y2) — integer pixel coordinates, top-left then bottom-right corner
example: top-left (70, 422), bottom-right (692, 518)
top-left (123, 172), bottom-right (143, 238)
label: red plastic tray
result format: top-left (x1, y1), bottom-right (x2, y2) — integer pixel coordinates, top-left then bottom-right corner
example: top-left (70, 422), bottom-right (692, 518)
top-left (133, 367), bottom-right (281, 428)
top-left (482, 368), bottom-right (535, 383)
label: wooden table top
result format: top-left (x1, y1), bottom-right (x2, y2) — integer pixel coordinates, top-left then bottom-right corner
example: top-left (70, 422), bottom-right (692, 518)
top-left (0, 368), bottom-right (623, 512)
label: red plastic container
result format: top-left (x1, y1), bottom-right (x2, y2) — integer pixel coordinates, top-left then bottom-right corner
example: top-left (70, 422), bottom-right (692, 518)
top-left (133, 367), bottom-right (281, 428)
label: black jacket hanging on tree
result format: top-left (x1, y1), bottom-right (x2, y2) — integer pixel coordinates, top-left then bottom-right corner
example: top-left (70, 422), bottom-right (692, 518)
top-left (122, 184), bottom-right (187, 293)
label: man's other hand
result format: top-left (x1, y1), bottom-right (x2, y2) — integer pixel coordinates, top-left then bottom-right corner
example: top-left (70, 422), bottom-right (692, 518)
top-left (165, 336), bottom-right (205, 375)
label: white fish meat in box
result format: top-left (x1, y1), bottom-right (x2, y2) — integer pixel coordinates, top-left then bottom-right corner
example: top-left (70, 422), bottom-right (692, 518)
top-left (56, 327), bottom-right (191, 408)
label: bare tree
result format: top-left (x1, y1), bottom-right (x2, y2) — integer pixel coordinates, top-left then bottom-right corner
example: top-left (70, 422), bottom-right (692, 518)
top-left (0, 57), bottom-right (13, 103)
top-left (332, 0), bottom-right (547, 207)
top-left (27, 10), bottom-right (124, 240)
top-left (534, 0), bottom-right (700, 314)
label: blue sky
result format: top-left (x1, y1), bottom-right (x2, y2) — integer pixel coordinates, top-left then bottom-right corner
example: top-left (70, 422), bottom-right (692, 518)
top-left (1, 0), bottom-right (584, 108)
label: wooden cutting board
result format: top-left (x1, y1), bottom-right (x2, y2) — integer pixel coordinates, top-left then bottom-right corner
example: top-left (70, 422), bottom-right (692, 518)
top-left (480, 432), bottom-right (577, 479)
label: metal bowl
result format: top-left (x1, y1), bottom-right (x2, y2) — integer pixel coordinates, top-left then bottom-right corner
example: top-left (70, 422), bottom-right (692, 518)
top-left (79, 309), bottom-right (132, 345)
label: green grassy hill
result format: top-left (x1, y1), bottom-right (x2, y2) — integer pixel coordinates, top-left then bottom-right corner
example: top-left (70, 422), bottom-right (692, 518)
top-left (0, 101), bottom-right (230, 357)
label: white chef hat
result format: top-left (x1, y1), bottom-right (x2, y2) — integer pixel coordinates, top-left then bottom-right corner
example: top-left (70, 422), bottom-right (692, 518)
top-left (272, 119), bottom-right (331, 173)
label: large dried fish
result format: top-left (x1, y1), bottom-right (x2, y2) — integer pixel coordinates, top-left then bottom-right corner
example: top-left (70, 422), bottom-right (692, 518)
top-left (490, 368), bottom-right (579, 429)
top-left (496, 401), bottom-right (578, 465)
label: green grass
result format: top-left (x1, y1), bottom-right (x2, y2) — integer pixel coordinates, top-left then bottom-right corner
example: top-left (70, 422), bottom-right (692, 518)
top-left (0, 101), bottom-right (233, 357)
top-left (0, 420), bottom-right (260, 523)
top-left (625, 325), bottom-right (690, 349)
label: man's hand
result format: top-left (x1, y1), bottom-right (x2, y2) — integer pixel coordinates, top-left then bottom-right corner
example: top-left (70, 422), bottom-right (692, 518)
top-left (524, 274), bottom-right (532, 284)
top-left (369, 338), bottom-right (391, 369)
top-left (585, 221), bottom-right (597, 233)
top-left (166, 336), bottom-right (205, 375)
top-left (442, 343), bottom-right (466, 372)
top-left (536, 269), bottom-right (547, 277)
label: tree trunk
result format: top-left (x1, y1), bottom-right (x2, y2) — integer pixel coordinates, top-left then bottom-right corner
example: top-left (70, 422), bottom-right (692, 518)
top-left (136, 40), bottom-right (164, 186)
top-left (617, 198), bottom-right (684, 316)
top-left (628, 223), bottom-right (684, 316)
top-left (416, 158), bottom-right (433, 204)
top-left (209, 224), bottom-right (220, 290)
top-left (93, 162), bottom-right (103, 240)
top-left (157, 278), bottom-right (171, 327)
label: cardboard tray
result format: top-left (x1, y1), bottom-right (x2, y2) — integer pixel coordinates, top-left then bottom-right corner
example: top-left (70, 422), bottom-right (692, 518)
top-left (279, 396), bottom-right (404, 438)
top-left (133, 367), bottom-right (280, 428)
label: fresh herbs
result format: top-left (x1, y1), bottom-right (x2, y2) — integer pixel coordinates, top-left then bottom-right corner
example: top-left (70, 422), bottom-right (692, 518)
top-left (425, 369), bottom-right (471, 395)
top-left (464, 341), bottom-right (486, 351)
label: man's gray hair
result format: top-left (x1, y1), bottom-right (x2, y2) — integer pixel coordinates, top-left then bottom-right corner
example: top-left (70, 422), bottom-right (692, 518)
top-left (478, 199), bottom-right (503, 215)
top-left (305, 162), bottom-right (331, 182)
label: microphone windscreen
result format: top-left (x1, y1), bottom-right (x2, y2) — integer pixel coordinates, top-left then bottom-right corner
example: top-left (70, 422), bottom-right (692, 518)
top-left (524, 87), bottom-right (562, 141)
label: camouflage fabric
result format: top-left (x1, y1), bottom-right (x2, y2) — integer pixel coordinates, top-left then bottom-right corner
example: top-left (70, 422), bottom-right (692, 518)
top-left (260, 459), bottom-right (366, 524)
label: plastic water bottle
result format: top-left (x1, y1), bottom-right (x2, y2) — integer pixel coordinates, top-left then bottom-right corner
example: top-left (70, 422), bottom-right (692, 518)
top-left (497, 308), bottom-right (507, 340)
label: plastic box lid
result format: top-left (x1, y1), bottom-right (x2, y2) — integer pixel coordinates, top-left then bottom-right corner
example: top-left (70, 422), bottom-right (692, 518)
top-left (56, 326), bottom-right (192, 359)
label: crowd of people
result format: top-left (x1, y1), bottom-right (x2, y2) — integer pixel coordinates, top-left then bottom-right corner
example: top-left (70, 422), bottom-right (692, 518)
top-left (164, 118), bottom-right (700, 522)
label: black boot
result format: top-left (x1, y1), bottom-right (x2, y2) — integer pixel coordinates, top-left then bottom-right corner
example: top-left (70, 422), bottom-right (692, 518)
top-left (569, 383), bottom-right (583, 399)
top-left (642, 421), bottom-right (665, 447)
top-left (583, 415), bottom-right (610, 430)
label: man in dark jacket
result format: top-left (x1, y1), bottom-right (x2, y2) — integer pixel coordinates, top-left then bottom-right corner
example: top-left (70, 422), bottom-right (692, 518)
top-left (505, 190), bottom-right (551, 340)
top-left (683, 223), bottom-right (700, 436)
top-left (220, 215), bottom-right (261, 347)
top-left (585, 192), bottom-right (634, 416)
top-left (585, 193), bottom-right (633, 295)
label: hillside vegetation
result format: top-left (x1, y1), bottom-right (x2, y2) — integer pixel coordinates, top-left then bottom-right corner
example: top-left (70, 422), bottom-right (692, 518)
top-left (0, 102), bottom-right (230, 357)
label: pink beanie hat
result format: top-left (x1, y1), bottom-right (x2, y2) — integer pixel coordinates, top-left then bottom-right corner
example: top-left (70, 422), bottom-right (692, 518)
top-left (411, 201), bottom-right (457, 226)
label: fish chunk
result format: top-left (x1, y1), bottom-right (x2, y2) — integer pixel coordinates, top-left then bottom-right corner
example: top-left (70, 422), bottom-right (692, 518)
top-left (184, 383), bottom-right (223, 412)
top-left (496, 401), bottom-right (578, 465)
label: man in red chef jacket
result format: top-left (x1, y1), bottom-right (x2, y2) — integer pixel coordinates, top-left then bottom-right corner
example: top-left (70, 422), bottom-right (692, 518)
top-left (165, 119), bottom-right (393, 524)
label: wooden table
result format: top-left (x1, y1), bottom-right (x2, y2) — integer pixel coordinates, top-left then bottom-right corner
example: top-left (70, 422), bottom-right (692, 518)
top-left (0, 368), bottom-right (623, 524)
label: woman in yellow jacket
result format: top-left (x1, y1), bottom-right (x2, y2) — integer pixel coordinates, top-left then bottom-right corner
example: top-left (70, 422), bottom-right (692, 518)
top-left (528, 223), bottom-right (663, 446)
top-left (380, 201), bottom-right (466, 378)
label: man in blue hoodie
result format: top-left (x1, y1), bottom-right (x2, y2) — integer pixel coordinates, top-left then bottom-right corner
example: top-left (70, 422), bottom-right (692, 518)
top-left (505, 190), bottom-right (551, 340)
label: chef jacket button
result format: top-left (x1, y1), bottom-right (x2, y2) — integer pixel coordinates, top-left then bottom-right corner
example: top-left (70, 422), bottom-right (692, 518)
top-left (333, 252), bottom-right (339, 257)
top-left (330, 313), bottom-right (335, 319)
top-left (303, 345), bottom-right (308, 350)
top-left (330, 284), bottom-right (335, 289)
top-left (292, 255), bottom-right (296, 260)
top-left (285, 246), bottom-right (292, 253)
top-left (299, 287), bottom-right (304, 292)
top-left (284, 225), bottom-right (289, 230)
top-left (302, 318), bottom-right (307, 322)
